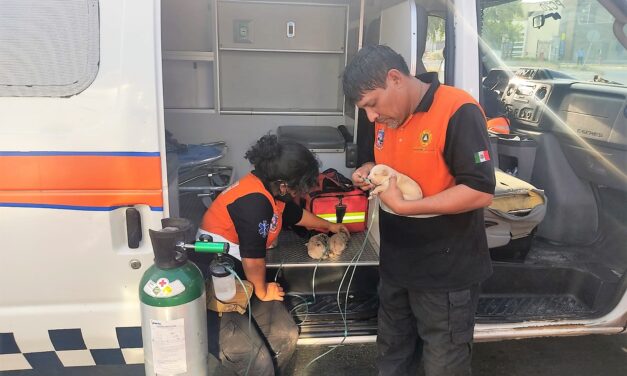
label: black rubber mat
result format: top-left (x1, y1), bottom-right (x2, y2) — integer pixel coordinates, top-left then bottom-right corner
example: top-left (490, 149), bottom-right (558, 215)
top-left (288, 293), bottom-right (595, 325)
top-left (286, 293), bottom-right (379, 337)
top-left (286, 293), bottom-right (379, 321)
top-left (476, 294), bottom-right (594, 319)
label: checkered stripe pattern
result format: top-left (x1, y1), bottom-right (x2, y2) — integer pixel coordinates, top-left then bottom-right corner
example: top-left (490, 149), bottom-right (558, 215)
top-left (0, 327), bottom-right (144, 371)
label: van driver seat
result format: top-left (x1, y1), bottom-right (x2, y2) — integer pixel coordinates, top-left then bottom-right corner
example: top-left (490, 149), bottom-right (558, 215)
top-left (485, 169), bottom-right (547, 256)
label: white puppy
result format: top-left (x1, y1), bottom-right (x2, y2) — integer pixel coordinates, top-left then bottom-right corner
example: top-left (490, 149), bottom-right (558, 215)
top-left (367, 164), bottom-right (423, 201)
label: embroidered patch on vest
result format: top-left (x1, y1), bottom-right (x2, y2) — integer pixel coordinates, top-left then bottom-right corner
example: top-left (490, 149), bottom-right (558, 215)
top-left (474, 150), bottom-right (491, 163)
top-left (258, 220), bottom-right (270, 237)
top-left (419, 130), bottom-right (432, 147)
top-left (375, 129), bottom-right (385, 149)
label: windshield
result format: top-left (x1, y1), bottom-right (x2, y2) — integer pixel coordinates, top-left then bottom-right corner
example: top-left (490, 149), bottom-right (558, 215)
top-left (479, 0), bottom-right (627, 85)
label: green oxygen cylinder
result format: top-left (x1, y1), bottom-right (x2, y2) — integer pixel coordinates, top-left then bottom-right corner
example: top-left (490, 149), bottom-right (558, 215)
top-left (139, 218), bottom-right (208, 376)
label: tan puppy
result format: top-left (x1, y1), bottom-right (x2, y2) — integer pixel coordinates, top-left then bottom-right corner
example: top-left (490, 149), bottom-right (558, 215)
top-left (306, 233), bottom-right (329, 260)
top-left (328, 231), bottom-right (350, 260)
top-left (307, 232), bottom-right (350, 260)
top-left (367, 164), bottom-right (423, 201)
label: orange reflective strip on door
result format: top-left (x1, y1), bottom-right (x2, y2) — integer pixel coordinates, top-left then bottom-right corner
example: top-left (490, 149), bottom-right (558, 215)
top-left (0, 152), bottom-right (163, 210)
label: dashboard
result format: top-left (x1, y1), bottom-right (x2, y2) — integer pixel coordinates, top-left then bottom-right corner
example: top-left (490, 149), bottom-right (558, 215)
top-left (486, 67), bottom-right (627, 190)
top-left (482, 68), bottom-right (564, 126)
top-left (502, 81), bottom-right (552, 123)
top-left (495, 68), bottom-right (626, 146)
top-left (499, 68), bottom-right (563, 126)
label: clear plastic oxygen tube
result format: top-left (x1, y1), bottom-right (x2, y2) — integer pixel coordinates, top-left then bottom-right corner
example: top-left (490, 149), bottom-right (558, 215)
top-left (191, 240), bottom-right (252, 375)
top-left (225, 265), bottom-right (253, 376)
top-left (305, 197), bottom-right (380, 369)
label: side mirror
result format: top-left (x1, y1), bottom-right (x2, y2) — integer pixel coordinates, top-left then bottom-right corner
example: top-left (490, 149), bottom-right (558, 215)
top-left (532, 12), bottom-right (561, 29)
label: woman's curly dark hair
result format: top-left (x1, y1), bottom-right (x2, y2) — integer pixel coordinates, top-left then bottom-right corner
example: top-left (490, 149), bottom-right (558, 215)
top-left (245, 134), bottom-right (319, 193)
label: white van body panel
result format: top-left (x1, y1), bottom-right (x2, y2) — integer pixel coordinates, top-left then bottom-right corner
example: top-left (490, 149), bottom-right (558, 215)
top-left (453, 0), bottom-right (480, 100)
top-left (0, 0), bottom-right (165, 368)
top-left (0, 1), bottom-right (162, 153)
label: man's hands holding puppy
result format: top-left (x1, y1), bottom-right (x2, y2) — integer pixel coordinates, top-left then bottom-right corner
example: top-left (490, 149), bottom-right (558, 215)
top-left (376, 175), bottom-right (408, 214)
top-left (352, 162), bottom-right (408, 215)
top-left (353, 163), bottom-right (494, 216)
top-left (352, 162), bottom-right (375, 191)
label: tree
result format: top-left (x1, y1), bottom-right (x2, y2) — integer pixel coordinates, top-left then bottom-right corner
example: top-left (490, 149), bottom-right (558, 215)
top-left (427, 17), bottom-right (445, 44)
top-left (481, 1), bottom-right (525, 48)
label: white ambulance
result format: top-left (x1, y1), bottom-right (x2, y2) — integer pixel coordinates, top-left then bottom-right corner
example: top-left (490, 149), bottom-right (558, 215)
top-left (1, 0), bottom-right (626, 372)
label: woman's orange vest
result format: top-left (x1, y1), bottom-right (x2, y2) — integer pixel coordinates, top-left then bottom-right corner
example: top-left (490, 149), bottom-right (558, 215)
top-left (200, 173), bottom-right (285, 249)
top-left (374, 85), bottom-right (480, 197)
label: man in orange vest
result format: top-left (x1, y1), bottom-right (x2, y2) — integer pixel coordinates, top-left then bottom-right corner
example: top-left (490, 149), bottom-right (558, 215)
top-left (343, 45), bottom-right (495, 376)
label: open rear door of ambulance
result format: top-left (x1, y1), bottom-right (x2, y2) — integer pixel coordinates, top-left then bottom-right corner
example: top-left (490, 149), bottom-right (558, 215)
top-left (0, 1), bottom-right (167, 371)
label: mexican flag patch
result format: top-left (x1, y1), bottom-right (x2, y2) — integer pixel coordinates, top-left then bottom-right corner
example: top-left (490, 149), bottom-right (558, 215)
top-left (474, 150), bottom-right (491, 163)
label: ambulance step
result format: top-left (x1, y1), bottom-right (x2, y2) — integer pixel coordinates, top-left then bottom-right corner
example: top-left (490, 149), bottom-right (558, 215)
top-left (476, 294), bottom-right (594, 320)
top-left (266, 230), bottom-right (379, 267)
top-left (286, 293), bottom-right (379, 338)
top-left (297, 319), bottom-right (379, 338)
top-left (287, 293), bottom-right (379, 320)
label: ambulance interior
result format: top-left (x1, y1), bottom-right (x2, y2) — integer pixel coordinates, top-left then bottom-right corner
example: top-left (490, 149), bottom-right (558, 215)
top-left (161, 0), bottom-right (627, 339)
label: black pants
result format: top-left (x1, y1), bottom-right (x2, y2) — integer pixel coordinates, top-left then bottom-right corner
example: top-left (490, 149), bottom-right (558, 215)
top-left (207, 298), bottom-right (298, 376)
top-left (376, 278), bottom-right (480, 376)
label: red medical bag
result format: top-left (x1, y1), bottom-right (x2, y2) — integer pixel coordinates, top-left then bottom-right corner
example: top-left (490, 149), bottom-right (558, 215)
top-left (304, 169), bottom-right (368, 233)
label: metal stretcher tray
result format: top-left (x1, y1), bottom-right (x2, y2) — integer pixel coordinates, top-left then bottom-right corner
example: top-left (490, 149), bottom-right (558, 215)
top-left (265, 230), bottom-right (379, 267)
top-left (179, 165), bottom-right (234, 193)
top-left (177, 142), bottom-right (227, 169)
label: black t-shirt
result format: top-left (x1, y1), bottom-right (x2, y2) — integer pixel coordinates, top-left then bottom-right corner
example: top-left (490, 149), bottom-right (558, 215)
top-left (360, 73), bottom-right (495, 290)
top-left (227, 194), bottom-right (303, 259)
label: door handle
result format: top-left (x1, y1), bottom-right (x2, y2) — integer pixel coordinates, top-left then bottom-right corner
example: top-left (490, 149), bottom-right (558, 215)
top-left (126, 207), bottom-right (143, 249)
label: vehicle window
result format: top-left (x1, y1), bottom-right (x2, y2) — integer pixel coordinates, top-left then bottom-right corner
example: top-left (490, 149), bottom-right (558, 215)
top-left (0, 0), bottom-right (100, 97)
top-left (423, 16), bottom-right (446, 82)
top-left (479, 0), bottom-right (626, 85)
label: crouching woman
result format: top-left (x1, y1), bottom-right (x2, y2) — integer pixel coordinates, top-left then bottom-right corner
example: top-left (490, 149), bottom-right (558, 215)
top-left (191, 134), bottom-right (347, 375)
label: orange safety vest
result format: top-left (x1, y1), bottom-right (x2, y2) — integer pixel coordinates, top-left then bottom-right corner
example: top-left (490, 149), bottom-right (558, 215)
top-left (200, 173), bottom-right (285, 249)
top-left (374, 85), bottom-right (481, 197)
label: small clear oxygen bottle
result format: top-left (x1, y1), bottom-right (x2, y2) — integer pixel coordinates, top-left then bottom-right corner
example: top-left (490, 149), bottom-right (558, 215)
top-left (197, 234), bottom-right (236, 302)
top-left (210, 254), bottom-right (236, 301)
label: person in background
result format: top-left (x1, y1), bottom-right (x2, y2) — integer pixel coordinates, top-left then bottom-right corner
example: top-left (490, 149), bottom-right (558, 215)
top-left (343, 45), bottom-right (496, 376)
top-left (191, 134), bottom-right (348, 376)
top-left (576, 48), bottom-right (585, 65)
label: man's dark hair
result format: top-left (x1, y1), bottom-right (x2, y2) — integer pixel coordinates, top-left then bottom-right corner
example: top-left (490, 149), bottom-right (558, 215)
top-left (245, 134), bottom-right (319, 193)
top-left (342, 45), bottom-right (410, 105)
